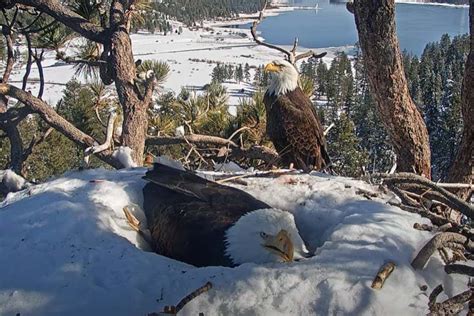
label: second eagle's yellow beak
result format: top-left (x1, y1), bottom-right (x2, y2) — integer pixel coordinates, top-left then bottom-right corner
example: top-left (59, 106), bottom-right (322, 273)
top-left (264, 62), bottom-right (282, 73)
top-left (262, 229), bottom-right (294, 262)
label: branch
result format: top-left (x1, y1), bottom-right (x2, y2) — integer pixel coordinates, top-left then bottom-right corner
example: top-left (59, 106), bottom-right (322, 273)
top-left (33, 49), bottom-right (45, 99)
top-left (375, 173), bottom-right (474, 219)
top-left (22, 126), bottom-right (53, 161)
top-left (428, 285), bottom-right (471, 316)
top-left (14, 0), bottom-right (107, 43)
top-left (21, 32), bottom-right (33, 90)
top-left (146, 134), bottom-right (237, 147)
top-left (84, 109), bottom-right (117, 161)
top-left (1, 25), bottom-right (15, 83)
top-left (146, 134), bottom-right (279, 165)
top-left (371, 262), bottom-right (396, 289)
top-left (445, 264), bottom-right (474, 276)
top-left (149, 282), bottom-right (213, 315)
top-left (411, 232), bottom-right (474, 270)
top-left (0, 83), bottom-right (124, 168)
top-left (250, 0), bottom-right (326, 64)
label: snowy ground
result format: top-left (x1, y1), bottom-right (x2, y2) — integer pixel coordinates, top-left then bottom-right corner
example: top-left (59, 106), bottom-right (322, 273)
top-left (7, 15), bottom-right (351, 107)
top-left (0, 167), bottom-right (468, 316)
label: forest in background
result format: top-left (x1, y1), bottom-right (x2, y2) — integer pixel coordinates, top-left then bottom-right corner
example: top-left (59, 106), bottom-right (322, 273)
top-left (0, 33), bottom-right (468, 184)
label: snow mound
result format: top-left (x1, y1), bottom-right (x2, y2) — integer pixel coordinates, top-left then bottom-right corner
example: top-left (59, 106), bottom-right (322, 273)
top-left (112, 146), bottom-right (137, 168)
top-left (1, 169), bottom-right (27, 192)
top-left (0, 168), bottom-right (467, 315)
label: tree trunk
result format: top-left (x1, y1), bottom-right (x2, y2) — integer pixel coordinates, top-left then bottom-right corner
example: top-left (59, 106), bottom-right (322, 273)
top-left (351, 0), bottom-right (431, 178)
top-left (108, 1), bottom-right (150, 166)
top-left (447, 3), bottom-right (473, 201)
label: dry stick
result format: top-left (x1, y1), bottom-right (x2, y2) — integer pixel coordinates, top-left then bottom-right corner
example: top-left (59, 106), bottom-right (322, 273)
top-left (84, 110), bottom-right (117, 164)
top-left (429, 289), bottom-right (472, 316)
top-left (371, 262), bottom-right (396, 289)
top-left (250, 0), bottom-right (326, 64)
top-left (375, 173), bottom-right (474, 219)
top-left (444, 264), bottom-right (474, 276)
top-left (411, 232), bottom-right (473, 270)
top-left (149, 282), bottom-right (213, 316)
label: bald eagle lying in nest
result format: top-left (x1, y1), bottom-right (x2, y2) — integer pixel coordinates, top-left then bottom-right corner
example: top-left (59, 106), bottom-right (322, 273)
top-left (134, 163), bottom-right (310, 267)
top-left (264, 60), bottom-right (330, 172)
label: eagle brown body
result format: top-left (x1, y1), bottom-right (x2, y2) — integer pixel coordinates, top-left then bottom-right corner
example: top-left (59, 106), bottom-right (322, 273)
top-left (264, 85), bottom-right (330, 172)
top-left (142, 163), bottom-right (271, 267)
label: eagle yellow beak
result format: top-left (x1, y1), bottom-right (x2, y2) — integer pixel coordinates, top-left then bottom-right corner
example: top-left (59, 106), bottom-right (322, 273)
top-left (264, 62), bottom-right (281, 73)
top-left (262, 229), bottom-right (294, 262)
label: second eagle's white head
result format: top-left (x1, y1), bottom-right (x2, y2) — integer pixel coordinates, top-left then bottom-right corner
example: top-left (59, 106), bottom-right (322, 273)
top-left (225, 208), bottom-right (310, 265)
top-left (265, 59), bottom-right (299, 96)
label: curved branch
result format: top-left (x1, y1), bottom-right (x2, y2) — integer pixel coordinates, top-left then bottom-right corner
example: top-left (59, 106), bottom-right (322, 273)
top-left (0, 83), bottom-right (124, 168)
top-left (375, 172), bottom-right (474, 219)
top-left (14, 0), bottom-right (107, 43)
top-left (411, 232), bottom-right (474, 270)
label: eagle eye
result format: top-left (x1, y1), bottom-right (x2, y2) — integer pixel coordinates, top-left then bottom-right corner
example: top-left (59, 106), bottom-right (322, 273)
top-left (259, 232), bottom-right (268, 239)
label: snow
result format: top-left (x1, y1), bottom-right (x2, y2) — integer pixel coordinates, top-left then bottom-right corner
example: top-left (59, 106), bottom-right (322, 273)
top-left (0, 167), bottom-right (468, 315)
top-left (7, 18), bottom-right (350, 107)
top-left (112, 146), bottom-right (138, 168)
top-left (1, 169), bottom-right (27, 192)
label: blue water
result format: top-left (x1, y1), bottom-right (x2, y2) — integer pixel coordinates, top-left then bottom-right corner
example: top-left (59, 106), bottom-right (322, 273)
top-left (236, 0), bottom-right (469, 55)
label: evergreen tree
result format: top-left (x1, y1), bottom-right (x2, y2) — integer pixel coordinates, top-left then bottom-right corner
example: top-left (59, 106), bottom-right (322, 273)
top-left (235, 64), bottom-right (244, 83)
top-left (244, 63), bottom-right (251, 82)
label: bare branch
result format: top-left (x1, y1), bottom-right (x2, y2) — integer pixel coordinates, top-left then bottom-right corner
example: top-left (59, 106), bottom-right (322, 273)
top-left (146, 134), bottom-right (279, 165)
top-left (428, 286), bottom-right (471, 316)
top-left (1, 25), bottom-right (15, 83)
top-left (375, 173), bottom-right (474, 219)
top-left (371, 262), bottom-right (396, 289)
top-left (250, 0), bottom-right (326, 64)
top-left (149, 282), bottom-right (213, 315)
top-left (0, 83), bottom-right (124, 168)
top-left (14, 0), bottom-right (107, 43)
top-left (84, 109), bottom-right (117, 157)
top-left (445, 264), bottom-right (474, 276)
top-left (22, 126), bottom-right (53, 161)
top-left (33, 49), bottom-right (45, 99)
top-left (411, 232), bottom-right (473, 270)
top-left (21, 32), bottom-right (33, 90)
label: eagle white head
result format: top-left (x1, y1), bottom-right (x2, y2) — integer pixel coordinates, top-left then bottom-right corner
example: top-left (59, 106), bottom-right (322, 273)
top-left (225, 208), bottom-right (310, 265)
top-left (265, 59), bottom-right (299, 96)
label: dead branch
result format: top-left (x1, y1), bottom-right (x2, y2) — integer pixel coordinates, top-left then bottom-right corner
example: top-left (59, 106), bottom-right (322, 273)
top-left (149, 282), bottom-right (213, 315)
top-left (14, 0), bottom-right (107, 43)
top-left (371, 262), bottom-right (396, 289)
top-left (411, 232), bottom-right (474, 270)
top-left (21, 31), bottom-right (33, 90)
top-left (85, 110), bottom-right (117, 155)
top-left (146, 134), bottom-right (279, 165)
top-left (33, 49), bottom-right (44, 99)
top-left (374, 173), bottom-right (474, 220)
top-left (0, 83), bottom-right (124, 169)
top-left (250, 0), bottom-right (326, 64)
top-left (444, 264), bottom-right (474, 277)
top-left (22, 126), bottom-right (53, 161)
top-left (428, 284), bottom-right (471, 316)
top-left (413, 223), bottom-right (434, 232)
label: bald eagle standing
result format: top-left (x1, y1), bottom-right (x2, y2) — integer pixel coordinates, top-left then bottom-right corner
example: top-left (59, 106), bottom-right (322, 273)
top-left (264, 60), bottom-right (330, 172)
top-left (141, 163), bottom-right (309, 267)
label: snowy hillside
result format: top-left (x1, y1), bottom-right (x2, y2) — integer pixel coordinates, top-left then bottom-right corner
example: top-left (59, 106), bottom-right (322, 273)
top-left (0, 167), bottom-right (467, 315)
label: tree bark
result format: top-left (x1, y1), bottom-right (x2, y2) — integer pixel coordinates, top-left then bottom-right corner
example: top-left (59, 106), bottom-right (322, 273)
top-left (447, 3), bottom-right (473, 201)
top-left (351, 0), bottom-right (431, 178)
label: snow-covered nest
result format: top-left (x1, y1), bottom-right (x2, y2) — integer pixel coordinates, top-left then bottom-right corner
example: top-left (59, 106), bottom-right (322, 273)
top-left (0, 168), bottom-right (466, 315)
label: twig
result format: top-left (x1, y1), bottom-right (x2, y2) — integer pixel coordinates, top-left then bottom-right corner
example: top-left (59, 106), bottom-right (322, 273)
top-left (371, 262), bottom-right (396, 289)
top-left (444, 264), bottom-right (474, 276)
top-left (149, 282), bottom-right (213, 315)
top-left (411, 232), bottom-right (473, 270)
top-left (250, 0), bottom-right (326, 64)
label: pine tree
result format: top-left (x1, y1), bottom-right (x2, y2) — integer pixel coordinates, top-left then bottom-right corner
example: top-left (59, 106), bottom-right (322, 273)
top-left (244, 63), bottom-right (251, 83)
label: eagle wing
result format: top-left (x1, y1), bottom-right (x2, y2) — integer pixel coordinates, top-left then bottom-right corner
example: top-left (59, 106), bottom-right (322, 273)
top-left (142, 163), bottom-right (271, 267)
top-left (265, 87), bottom-right (330, 171)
